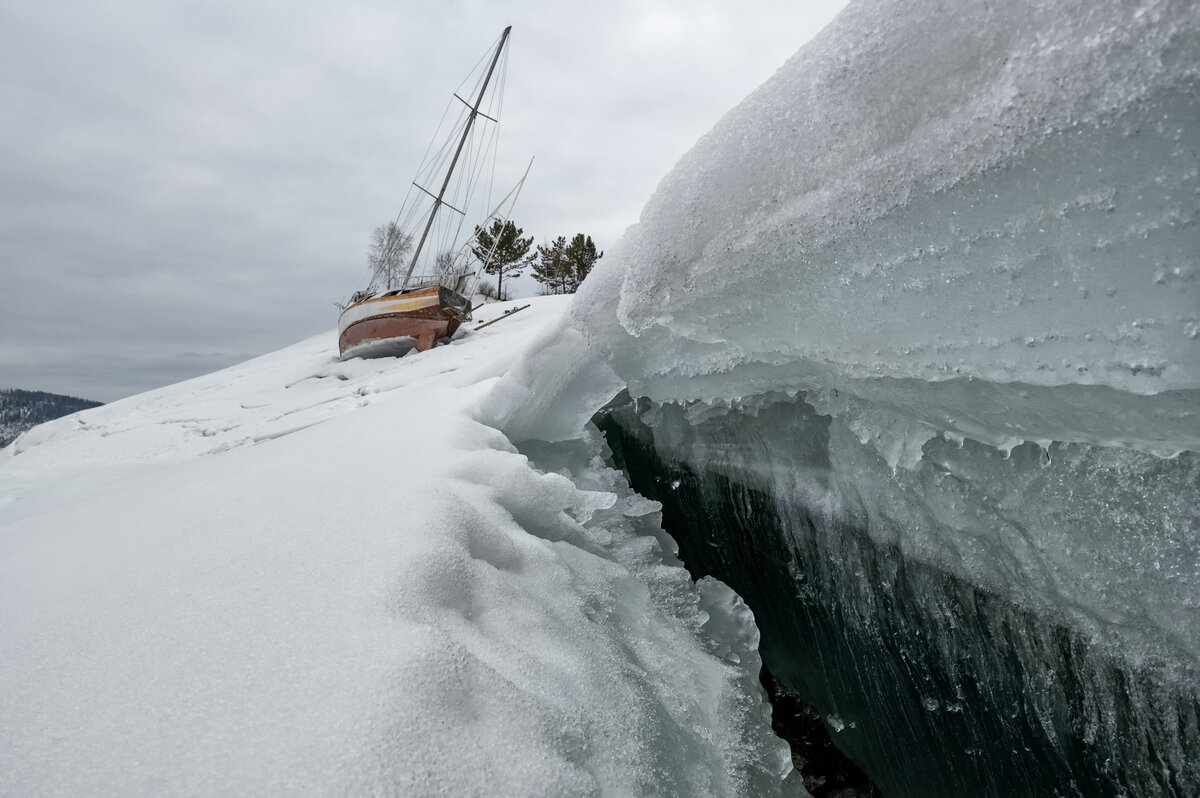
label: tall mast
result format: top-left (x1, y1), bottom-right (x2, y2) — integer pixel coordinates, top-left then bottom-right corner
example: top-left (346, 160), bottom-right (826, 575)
top-left (402, 25), bottom-right (511, 289)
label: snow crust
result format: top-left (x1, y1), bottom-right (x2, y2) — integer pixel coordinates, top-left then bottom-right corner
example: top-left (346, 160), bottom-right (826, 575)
top-left (0, 297), bottom-right (795, 796)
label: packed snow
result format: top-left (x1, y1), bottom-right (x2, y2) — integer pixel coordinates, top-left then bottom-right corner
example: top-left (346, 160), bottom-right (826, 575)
top-left (0, 297), bottom-right (795, 796)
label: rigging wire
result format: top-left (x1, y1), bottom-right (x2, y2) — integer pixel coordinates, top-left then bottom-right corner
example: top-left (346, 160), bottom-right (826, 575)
top-left (357, 27), bottom-right (517, 295)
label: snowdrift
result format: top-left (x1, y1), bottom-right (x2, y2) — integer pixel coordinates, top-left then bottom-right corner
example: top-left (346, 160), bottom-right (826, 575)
top-left (0, 298), bottom-right (794, 796)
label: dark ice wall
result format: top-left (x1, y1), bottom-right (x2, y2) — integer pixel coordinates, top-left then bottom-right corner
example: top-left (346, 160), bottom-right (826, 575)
top-left (596, 394), bottom-right (1199, 798)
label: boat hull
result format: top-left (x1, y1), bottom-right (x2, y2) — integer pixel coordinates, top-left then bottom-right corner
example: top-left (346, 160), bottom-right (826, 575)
top-left (337, 286), bottom-right (467, 360)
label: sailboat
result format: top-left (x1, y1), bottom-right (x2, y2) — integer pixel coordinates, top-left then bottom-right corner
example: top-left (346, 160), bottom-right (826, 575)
top-left (337, 26), bottom-right (514, 360)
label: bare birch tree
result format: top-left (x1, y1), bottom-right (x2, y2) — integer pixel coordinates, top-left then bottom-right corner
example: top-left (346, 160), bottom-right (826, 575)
top-left (367, 222), bottom-right (413, 291)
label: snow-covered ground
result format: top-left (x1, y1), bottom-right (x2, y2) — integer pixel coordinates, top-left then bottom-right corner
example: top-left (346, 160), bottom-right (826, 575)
top-left (0, 296), bottom-right (794, 796)
top-left (4, 0), bottom-right (1195, 793)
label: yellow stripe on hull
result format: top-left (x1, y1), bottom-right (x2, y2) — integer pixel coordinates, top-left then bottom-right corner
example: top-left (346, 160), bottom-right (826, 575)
top-left (337, 287), bottom-right (441, 334)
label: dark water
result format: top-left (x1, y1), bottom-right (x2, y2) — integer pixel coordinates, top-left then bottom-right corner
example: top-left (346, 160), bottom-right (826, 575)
top-left (595, 393), bottom-right (1199, 797)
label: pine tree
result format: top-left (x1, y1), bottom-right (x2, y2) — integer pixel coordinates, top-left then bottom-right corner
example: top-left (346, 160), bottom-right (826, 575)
top-left (471, 220), bottom-right (534, 301)
top-left (564, 233), bottom-right (603, 292)
top-left (532, 236), bottom-right (570, 295)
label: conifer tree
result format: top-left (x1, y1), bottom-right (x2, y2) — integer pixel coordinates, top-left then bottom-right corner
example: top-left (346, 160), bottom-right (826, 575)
top-left (564, 233), bottom-right (603, 291)
top-left (471, 220), bottom-right (533, 300)
top-left (532, 236), bottom-right (570, 294)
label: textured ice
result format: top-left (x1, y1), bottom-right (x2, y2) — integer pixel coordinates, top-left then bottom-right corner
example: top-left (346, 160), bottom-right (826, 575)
top-left (525, 0), bottom-right (1200, 456)
top-left (598, 391), bottom-right (1200, 795)
top-left (485, 0), bottom-right (1199, 793)
top-left (0, 297), bottom-right (795, 796)
top-left (493, 0), bottom-right (1199, 653)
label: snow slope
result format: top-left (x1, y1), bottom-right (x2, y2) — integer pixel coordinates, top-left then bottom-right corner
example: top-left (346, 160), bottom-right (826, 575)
top-left (0, 389), bottom-right (103, 449)
top-left (0, 297), bottom-right (795, 797)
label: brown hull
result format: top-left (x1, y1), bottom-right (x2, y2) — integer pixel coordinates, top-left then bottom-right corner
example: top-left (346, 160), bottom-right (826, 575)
top-left (337, 284), bottom-right (470, 360)
top-left (339, 311), bottom-right (462, 359)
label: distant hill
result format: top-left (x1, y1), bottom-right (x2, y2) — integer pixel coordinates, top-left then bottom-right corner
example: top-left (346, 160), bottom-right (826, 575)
top-left (0, 388), bottom-right (103, 448)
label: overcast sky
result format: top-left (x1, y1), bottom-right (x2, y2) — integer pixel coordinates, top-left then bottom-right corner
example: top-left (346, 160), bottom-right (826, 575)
top-left (1, 0), bottom-right (847, 402)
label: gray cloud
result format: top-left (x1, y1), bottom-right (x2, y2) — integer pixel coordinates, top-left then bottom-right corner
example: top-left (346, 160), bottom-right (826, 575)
top-left (1, 0), bottom-right (846, 402)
